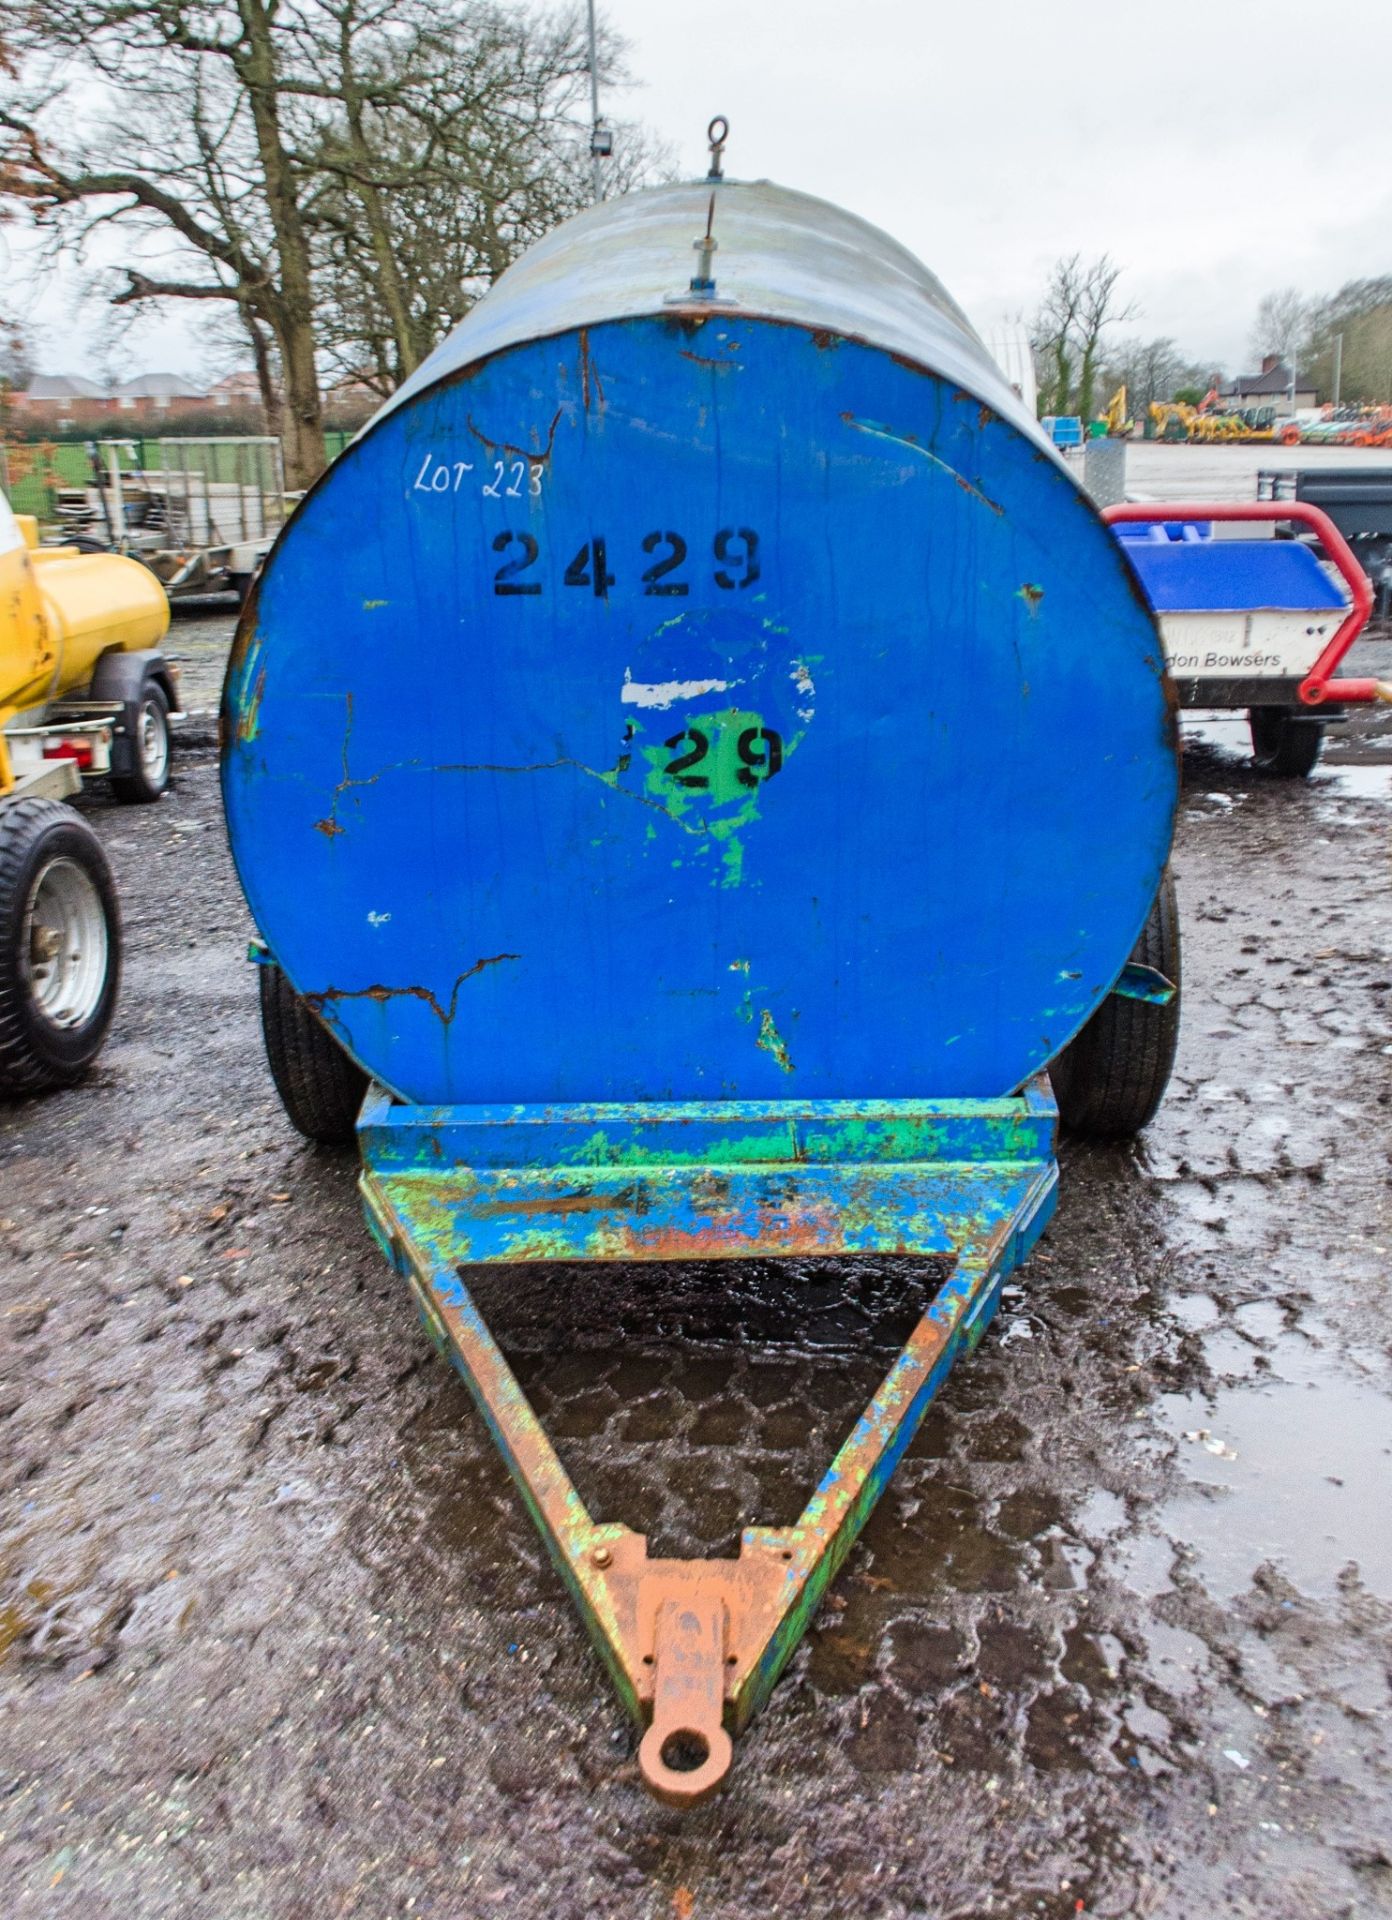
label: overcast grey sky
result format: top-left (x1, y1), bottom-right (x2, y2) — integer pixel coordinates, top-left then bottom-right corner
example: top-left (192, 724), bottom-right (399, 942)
top-left (9, 0), bottom-right (1391, 380)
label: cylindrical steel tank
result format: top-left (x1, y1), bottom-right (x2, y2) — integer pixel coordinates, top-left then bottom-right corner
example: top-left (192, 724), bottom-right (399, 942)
top-left (222, 179), bottom-right (1176, 1108)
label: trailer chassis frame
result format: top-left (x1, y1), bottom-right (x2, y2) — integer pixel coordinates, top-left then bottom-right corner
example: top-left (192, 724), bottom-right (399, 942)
top-left (356, 1077), bottom-right (1058, 1804)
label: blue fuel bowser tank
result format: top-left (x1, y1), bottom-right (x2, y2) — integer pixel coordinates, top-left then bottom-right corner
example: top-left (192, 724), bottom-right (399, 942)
top-left (223, 151), bottom-right (1178, 1804)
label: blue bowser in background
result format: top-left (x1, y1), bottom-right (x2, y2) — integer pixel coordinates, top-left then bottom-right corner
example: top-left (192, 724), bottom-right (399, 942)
top-left (222, 131), bottom-right (1186, 1802)
top-left (1112, 499), bottom-right (1382, 779)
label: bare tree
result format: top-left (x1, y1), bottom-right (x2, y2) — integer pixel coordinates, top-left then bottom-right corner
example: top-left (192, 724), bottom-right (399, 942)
top-left (300, 1), bottom-right (665, 394)
top-left (1100, 335), bottom-right (1187, 412)
top-left (1032, 253), bottom-right (1083, 417)
top-left (1032, 252), bottom-right (1135, 419)
top-left (0, 3), bottom-right (327, 485)
top-left (1074, 256), bottom-right (1135, 425)
top-left (0, 1), bottom-right (655, 485)
top-left (1301, 277), bottom-right (1392, 406)
top-left (1249, 288), bottom-right (1308, 370)
top-left (311, 114), bottom-right (667, 395)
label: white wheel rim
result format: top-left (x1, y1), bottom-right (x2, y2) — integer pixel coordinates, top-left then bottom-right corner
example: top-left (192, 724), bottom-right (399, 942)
top-left (138, 696), bottom-right (169, 785)
top-left (23, 856), bottom-right (109, 1029)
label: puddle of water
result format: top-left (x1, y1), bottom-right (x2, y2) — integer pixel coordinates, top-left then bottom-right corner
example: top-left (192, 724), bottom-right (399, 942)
top-left (1234, 1300), bottom-right (1286, 1341)
top-left (1180, 715), bottom-right (1392, 802)
top-left (1170, 1292), bottom-right (1220, 1330)
top-left (1075, 1487), bottom-right (1127, 1539)
top-left (1155, 1338), bottom-right (1392, 1600)
top-left (1313, 761), bottom-right (1392, 801)
top-left (1180, 716), bottom-right (1251, 764)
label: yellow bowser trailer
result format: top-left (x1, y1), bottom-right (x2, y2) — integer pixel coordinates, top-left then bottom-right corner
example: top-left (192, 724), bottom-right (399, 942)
top-left (0, 492), bottom-right (176, 1092)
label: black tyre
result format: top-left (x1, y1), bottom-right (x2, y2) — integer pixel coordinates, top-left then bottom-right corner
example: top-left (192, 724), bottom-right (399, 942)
top-left (1248, 707), bottom-right (1325, 778)
top-left (1050, 868), bottom-right (1180, 1140)
top-left (0, 797), bottom-right (122, 1095)
top-left (110, 679), bottom-right (171, 803)
top-left (258, 959), bottom-right (368, 1144)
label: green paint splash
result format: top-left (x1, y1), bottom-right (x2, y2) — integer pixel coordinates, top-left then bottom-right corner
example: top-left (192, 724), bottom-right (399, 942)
top-left (631, 706), bottom-right (806, 889)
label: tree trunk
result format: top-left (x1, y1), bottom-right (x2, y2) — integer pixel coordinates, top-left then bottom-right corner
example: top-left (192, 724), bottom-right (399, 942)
top-left (276, 309), bottom-right (325, 490)
top-left (1077, 341), bottom-right (1098, 425)
top-left (241, 304), bottom-right (282, 437)
top-left (336, 19), bottom-right (420, 384)
top-left (1050, 342), bottom-right (1071, 417)
top-left (237, 0), bottom-right (325, 488)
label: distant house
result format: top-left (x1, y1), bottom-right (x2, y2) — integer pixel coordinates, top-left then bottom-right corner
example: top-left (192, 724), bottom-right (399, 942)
top-left (1224, 355), bottom-right (1317, 417)
top-left (14, 369), bottom-right (222, 422)
top-left (209, 370), bottom-right (266, 409)
top-left (12, 373), bottom-right (114, 417)
top-left (114, 372), bottom-right (209, 415)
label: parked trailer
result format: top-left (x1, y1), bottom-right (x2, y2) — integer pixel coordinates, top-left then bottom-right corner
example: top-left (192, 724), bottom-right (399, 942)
top-left (54, 437), bottom-right (286, 602)
top-left (223, 139), bottom-right (1183, 1803)
top-left (0, 492), bottom-right (175, 1093)
top-left (1112, 500), bottom-right (1386, 776)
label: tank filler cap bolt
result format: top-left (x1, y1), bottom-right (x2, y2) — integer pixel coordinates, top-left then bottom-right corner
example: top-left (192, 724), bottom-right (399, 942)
top-left (665, 118), bottom-right (739, 306)
top-left (591, 1545), bottom-right (612, 1568)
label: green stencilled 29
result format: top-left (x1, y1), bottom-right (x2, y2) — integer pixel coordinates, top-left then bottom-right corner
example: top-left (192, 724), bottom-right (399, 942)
top-left (635, 707), bottom-right (805, 887)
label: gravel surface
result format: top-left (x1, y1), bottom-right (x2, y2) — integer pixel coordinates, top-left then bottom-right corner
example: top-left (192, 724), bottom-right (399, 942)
top-left (1, 597), bottom-right (1390, 1919)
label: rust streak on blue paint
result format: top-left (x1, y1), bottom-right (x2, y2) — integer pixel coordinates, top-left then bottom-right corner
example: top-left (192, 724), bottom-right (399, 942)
top-left (840, 412), bottom-right (1005, 516)
top-left (307, 954), bottom-right (521, 1027)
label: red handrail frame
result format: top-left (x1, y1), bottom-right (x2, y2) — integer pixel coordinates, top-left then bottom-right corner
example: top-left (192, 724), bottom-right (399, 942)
top-left (1104, 500), bottom-right (1377, 706)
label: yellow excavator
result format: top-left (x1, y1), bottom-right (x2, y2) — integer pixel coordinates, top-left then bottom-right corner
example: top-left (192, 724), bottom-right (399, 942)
top-left (0, 496), bottom-right (176, 1092)
top-left (1149, 400), bottom-right (1195, 442)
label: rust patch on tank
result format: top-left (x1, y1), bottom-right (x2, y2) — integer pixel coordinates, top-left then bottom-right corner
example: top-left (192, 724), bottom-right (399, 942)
top-left (468, 408), bottom-right (563, 466)
top-left (305, 953), bottom-right (521, 1028)
top-left (578, 328), bottom-right (607, 412)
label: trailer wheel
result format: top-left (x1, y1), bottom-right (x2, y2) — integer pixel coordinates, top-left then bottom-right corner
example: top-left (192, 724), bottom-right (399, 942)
top-left (258, 959), bottom-right (368, 1144)
top-left (1050, 868), bottom-right (1180, 1140)
top-left (0, 798), bottom-right (122, 1095)
top-left (110, 679), bottom-right (171, 803)
top-left (1248, 707), bottom-right (1325, 778)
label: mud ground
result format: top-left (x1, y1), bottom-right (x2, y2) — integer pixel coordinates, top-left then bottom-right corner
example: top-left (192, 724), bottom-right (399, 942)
top-left (2, 599), bottom-right (1391, 1920)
